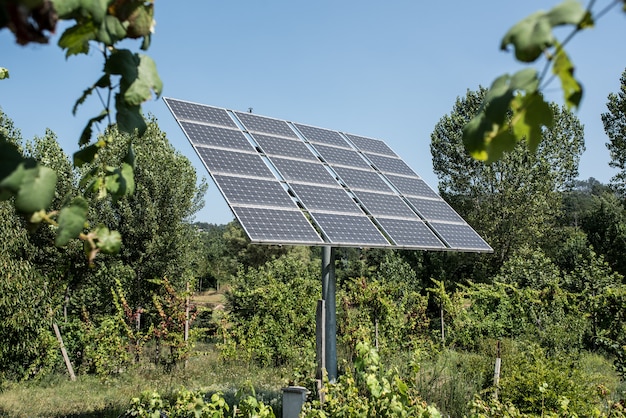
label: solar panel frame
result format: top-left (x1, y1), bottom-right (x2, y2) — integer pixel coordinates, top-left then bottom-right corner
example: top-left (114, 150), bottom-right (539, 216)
top-left (407, 197), bottom-right (465, 223)
top-left (385, 174), bottom-right (440, 199)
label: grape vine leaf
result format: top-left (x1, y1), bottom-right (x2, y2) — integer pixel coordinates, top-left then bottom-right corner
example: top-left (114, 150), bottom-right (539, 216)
top-left (55, 196), bottom-right (88, 246)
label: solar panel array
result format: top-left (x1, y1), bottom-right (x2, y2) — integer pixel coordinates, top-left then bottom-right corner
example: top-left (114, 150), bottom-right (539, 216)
top-left (164, 97), bottom-right (492, 252)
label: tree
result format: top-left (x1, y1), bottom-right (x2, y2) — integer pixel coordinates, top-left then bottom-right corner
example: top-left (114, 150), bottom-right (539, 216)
top-left (603, 68), bottom-right (626, 196)
top-left (431, 88), bottom-right (584, 276)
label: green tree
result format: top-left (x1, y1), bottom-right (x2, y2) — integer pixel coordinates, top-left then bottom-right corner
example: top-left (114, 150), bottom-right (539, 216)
top-left (431, 88), bottom-right (584, 277)
top-left (603, 68), bottom-right (626, 197)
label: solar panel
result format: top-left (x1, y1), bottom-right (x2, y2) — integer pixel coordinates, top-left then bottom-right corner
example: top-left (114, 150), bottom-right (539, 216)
top-left (407, 197), bottom-right (465, 223)
top-left (271, 157), bottom-right (338, 186)
top-left (196, 148), bottom-right (275, 179)
top-left (312, 144), bottom-right (372, 170)
top-left (164, 98), bottom-right (492, 253)
top-left (429, 222), bottom-right (492, 251)
top-left (233, 206), bottom-right (323, 244)
top-left (352, 190), bottom-right (417, 218)
top-left (310, 212), bottom-right (389, 246)
top-left (290, 184), bottom-right (362, 214)
top-left (385, 174), bottom-right (440, 199)
top-left (376, 218), bottom-right (446, 249)
top-left (164, 98), bottom-right (237, 128)
top-left (252, 133), bottom-right (318, 161)
top-left (181, 122), bottom-right (252, 151)
top-left (333, 166), bottom-right (393, 193)
top-left (344, 133), bottom-right (396, 156)
top-left (235, 111), bottom-right (298, 138)
top-left (213, 175), bottom-right (295, 208)
top-left (366, 153), bottom-right (417, 176)
top-left (295, 123), bottom-right (349, 148)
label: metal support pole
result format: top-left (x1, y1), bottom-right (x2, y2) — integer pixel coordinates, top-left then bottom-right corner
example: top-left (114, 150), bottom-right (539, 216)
top-left (321, 246), bottom-right (337, 382)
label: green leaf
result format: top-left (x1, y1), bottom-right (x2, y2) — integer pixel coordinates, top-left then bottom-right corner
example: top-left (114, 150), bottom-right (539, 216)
top-left (106, 50), bottom-right (162, 105)
top-left (0, 67), bottom-right (8, 79)
top-left (73, 144), bottom-right (100, 167)
top-left (546, 0), bottom-right (587, 26)
top-left (501, 0), bottom-right (587, 63)
top-left (78, 111), bottom-right (108, 146)
top-left (96, 15), bottom-right (127, 46)
top-left (55, 196), bottom-right (88, 246)
top-left (115, 95), bottom-right (147, 135)
top-left (105, 162), bottom-right (135, 200)
top-left (124, 54), bottom-right (162, 105)
top-left (94, 225), bottom-right (122, 254)
top-left (14, 165), bottom-right (57, 213)
top-left (57, 21), bottom-right (97, 57)
top-left (463, 69), bottom-right (541, 161)
top-left (552, 45), bottom-right (583, 109)
top-left (511, 92), bottom-right (554, 152)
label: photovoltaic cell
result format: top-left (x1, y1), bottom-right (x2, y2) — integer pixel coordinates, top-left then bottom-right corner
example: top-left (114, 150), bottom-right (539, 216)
top-left (366, 153), bottom-right (417, 176)
top-left (352, 191), bottom-right (417, 219)
top-left (164, 98), bottom-right (237, 128)
top-left (295, 123), bottom-right (349, 148)
top-left (311, 212), bottom-right (389, 246)
top-left (213, 175), bottom-right (295, 208)
top-left (196, 147), bottom-right (275, 179)
top-left (290, 184), bottom-right (362, 214)
top-left (385, 174), bottom-right (440, 199)
top-left (252, 133), bottom-right (318, 161)
top-left (333, 166), bottom-right (392, 193)
top-left (376, 218), bottom-right (446, 249)
top-left (312, 144), bottom-right (371, 169)
top-left (181, 122), bottom-right (252, 151)
top-left (407, 197), bottom-right (465, 223)
top-left (271, 157), bottom-right (338, 185)
top-left (235, 111), bottom-right (298, 138)
top-left (344, 133), bottom-right (396, 156)
top-left (429, 222), bottom-right (492, 251)
top-left (233, 206), bottom-right (323, 244)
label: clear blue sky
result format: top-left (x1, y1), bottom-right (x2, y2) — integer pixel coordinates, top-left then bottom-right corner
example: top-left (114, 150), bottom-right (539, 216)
top-left (2, 1), bottom-right (625, 225)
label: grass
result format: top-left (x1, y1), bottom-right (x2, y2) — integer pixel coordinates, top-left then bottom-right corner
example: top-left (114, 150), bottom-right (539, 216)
top-left (0, 343), bottom-right (288, 418)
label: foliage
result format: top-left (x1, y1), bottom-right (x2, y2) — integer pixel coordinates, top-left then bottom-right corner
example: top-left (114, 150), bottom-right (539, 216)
top-left (603, 68), bottom-right (626, 196)
top-left (220, 251), bottom-right (320, 368)
top-left (431, 88), bottom-right (584, 276)
top-left (0, 0), bottom-right (162, 258)
top-left (123, 387), bottom-right (277, 418)
top-left (463, 0), bottom-right (617, 161)
top-left (302, 342), bottom-right (442, 417)
top-left (338, 266), bottom-right (430, 357)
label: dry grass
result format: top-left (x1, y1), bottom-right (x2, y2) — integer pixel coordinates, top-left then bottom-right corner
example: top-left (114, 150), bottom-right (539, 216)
top-left (192, 289), bottom-right (227, 309)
